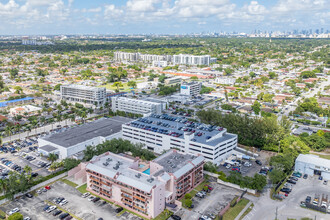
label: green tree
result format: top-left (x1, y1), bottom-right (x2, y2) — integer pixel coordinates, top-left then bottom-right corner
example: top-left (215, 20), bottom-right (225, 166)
top-left (8, 212), bottom-right (23, 220)
top-left (48, 153), bottom-right (58, 164)
top-left (251, 100), bottom-right (261, 115)
top-left (127, 81), bottom-right (137, 88)
top-left (9, 68), bottom-right (19, 79)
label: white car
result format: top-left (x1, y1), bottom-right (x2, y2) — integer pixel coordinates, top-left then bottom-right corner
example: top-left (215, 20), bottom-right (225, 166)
top-left (82, 192), bottom-right (90, 198)
top-left (46, 206), bottom-right (56, 213)
top-left (88, 196), bottom-right (95, 201)
top-left (23, 217), bottom-right (31, 220)
top-left (244, 162), bottom-right (252, 167)
top-left (9, 208), bottom-right (20, 215)
top-left (226, 164), bottom-right (231, 169)
top-left (60, 199), bottom-right (68, 206)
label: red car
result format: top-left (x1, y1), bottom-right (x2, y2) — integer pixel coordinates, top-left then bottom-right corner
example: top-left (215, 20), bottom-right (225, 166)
top-left (45, 186), bottom-right (51, 190)
top-left (206, 185), bottom-right (213, 191)
top-left (232, 168), bottom-right (240, 172)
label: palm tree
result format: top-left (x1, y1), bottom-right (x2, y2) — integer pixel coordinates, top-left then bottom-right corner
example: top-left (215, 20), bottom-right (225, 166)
top-left (23, 165), bottom-right (32, 181)
top-left (25, 124), bottom-right (32, 138)
top-left (5, 126), bottom-right (12, 142)
top-left (48, 153), bottom-right (58, 164)
top-left (15, 123), bottom-right (21, 140)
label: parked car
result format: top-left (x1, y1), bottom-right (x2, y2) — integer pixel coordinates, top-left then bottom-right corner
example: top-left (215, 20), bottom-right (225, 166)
top-left (171, 215), bottom-right (182, 220)
top-left (287, 179), bottom-right (296, 184)
top-left (319, 176), bottom-right (323, 180)
top-left (323, 180), bottom-right (328, 185)
top-left (88, 196), bottom-right (95, 201)
top-left (53, 210), bottom-right (62, 216)
top-left (25, 193), bottom-right (33, 198)
top-left (9, 208), bottom-right (20, 215)
top-left (82, 192), bottom-right (90, 198)
top-left (255, 160), bottom-right (262, 165)
top-left (43, 205), bottom-right (50, 211)
top-left (303, 174), bottom-right (308, 179)
top-left (92, 197), bottom-right (100, 203)
top-left (46, 206), bottom-right (56, 213)
top-left (115, 207), bottom-right (123, 213)
top-left (305, 196), bottom-right (311, 203)
top-left (280, 188), bottom-right (291, 193)
top-left (289, 176), bottom-right (298, 181)
top-left (23, 217), bottom-right (31, 220)
top-left (59, 213), bottom-right (69, 219)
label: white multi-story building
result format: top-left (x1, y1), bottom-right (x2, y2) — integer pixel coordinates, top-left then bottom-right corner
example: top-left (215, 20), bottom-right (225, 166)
top-left (111, 97), bottom-right (167, 116)
top-left (114, 51), bottom-right (215, 66)
top-left (173, 54), bottom-right (211, 66)
top-left (122, 114), bottom-right (238, 165)
top-left (164, 76), bottom-right (182, 86)
top-left (180, 82), bottom-right (201, 96)
top-left (60, 85), bottom-right (106, 107)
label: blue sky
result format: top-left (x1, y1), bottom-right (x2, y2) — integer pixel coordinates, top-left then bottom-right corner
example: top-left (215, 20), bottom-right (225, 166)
top-left (0, 0), bottom-right (329, 35)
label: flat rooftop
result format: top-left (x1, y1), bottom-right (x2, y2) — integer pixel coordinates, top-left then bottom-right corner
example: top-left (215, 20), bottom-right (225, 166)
top-left (153, 150), bottom-right (204, 178)
top-left (125, 114), bottom-right (236, 147)
top-left (41, 116), bottom-right (132, 148)
top-left (86, 152), bottom-right (162, 193)
top-left (61, 84), bottom-right (105, 92)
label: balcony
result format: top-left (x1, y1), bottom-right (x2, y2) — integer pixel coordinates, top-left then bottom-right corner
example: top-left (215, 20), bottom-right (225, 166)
top-left (89, 176), bottom-right (100, 182)
top-left (134, 195), bottom-right (147, 202)
top-left (133, 205), bottom-right (147, 213)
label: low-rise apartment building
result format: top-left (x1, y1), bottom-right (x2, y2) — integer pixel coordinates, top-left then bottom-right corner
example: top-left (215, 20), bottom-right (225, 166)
top-left (82, 150), bottom-right (204, 219)
top-left (111, 97), bottom-right (167, 116)
top-left (60, 85), bottom-right (106, 107)
top-left (122, 114), bottom-right (237, 164)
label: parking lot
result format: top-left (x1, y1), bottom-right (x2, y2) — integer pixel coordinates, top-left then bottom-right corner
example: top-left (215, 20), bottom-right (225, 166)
top-left (244, 173), bottom-right (330, 220)
top-left (179, 183), bottom-right (241, 220)
top-left (0, 148), bottom-right (51, 178)
top-left (217, 150), bottom-right (271, 178)
top-left (1, 180), bottom-right (144, 220)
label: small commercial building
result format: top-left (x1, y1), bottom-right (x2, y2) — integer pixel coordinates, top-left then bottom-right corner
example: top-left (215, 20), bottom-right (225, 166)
top-left (295, 154), bottom-right (330, 180)
top-left (38, 117), bottom-right (132, 159)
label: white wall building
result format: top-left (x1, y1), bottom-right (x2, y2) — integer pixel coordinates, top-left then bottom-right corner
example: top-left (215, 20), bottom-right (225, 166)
top-left (295, 154), bottom-right (330, 180)
top-left (38, 117), bottom-right (132, 159)
top-left (122, 114), bottom-right (238, 165)
top-left (60, 85), bottom-right (106, 107)
top-left (111, 97), bottom-right (167, 116)
top-left (180, 82), bottom-right (201, 96)
top-left (9, 105), bottom-right (42, 116)
top-left (173, 54), bottom-right (211, 66)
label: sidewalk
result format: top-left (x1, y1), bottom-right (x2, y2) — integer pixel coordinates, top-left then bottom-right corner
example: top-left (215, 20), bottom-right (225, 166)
top-left (0, 172), bottom-right (67, 205)
top-left (234, 201), bottom-right (252, 220)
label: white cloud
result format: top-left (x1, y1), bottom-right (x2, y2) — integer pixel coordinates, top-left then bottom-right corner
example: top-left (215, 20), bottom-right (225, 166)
top-left (126, 0), bottom-right (158, 12)
top-left (104, 4), bottom-right (123, 19)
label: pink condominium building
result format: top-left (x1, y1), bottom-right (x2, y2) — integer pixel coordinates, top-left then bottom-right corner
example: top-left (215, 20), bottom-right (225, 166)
top-left (85, 150), bottom-right (204, 219)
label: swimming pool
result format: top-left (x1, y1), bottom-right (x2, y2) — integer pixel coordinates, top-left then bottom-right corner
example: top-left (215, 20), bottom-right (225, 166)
top-left (139, 164), bottom-right (145, 168)
top-left (142, 168), bottom-right (150, 175)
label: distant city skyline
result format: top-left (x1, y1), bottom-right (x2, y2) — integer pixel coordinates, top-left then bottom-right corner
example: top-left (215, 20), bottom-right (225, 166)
top-left (0, 0), bottom-right (329, 35)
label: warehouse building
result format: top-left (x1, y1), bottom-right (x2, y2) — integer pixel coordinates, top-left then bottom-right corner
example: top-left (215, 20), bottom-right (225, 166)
top-left (122, 114), bottom-right (237, 164)
top-left (295, 154), bottom-right (330, 180)
top-left (74, 149), bottom-right (204, 219)
top-left (38, 117), bottom-right (132, 159)
top-left (111, 96), bottom-right (167, 116)
top-left (60, 85), bottom-right (106, 107)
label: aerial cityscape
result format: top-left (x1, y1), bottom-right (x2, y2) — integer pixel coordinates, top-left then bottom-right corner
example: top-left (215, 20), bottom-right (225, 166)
top-left (0, 1), bottom-right (329, 220)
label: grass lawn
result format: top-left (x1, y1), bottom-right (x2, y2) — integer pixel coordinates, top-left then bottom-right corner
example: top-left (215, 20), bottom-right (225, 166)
top-left (100, 82), bottom-right (133, 92)
top-left (61, 178), bottom-right (78, 188)
top-left (77, 183), bottom-right (88, 194)
top-left (310, 152), bottom-right (330, 160)
top-left (153, 209), bottom-right (173, 220)
top-left (239, 203), bottom-right (254, 220)
top-left (0, 209), bottom-right (5, 219)
top-left (223, 198), bottom-right (249, 220)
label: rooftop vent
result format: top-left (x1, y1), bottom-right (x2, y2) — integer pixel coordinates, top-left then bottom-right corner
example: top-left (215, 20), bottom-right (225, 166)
top-left (106, 158), bottom-right (112, 162)
top-left (135, 173), bottom-right (141, 178)
top-left (103, 162), bottom-right (109, 166)
top-left (147, 177), bottom-right (154, 183)
top-left (113, 165), bottom-right (119, 170)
